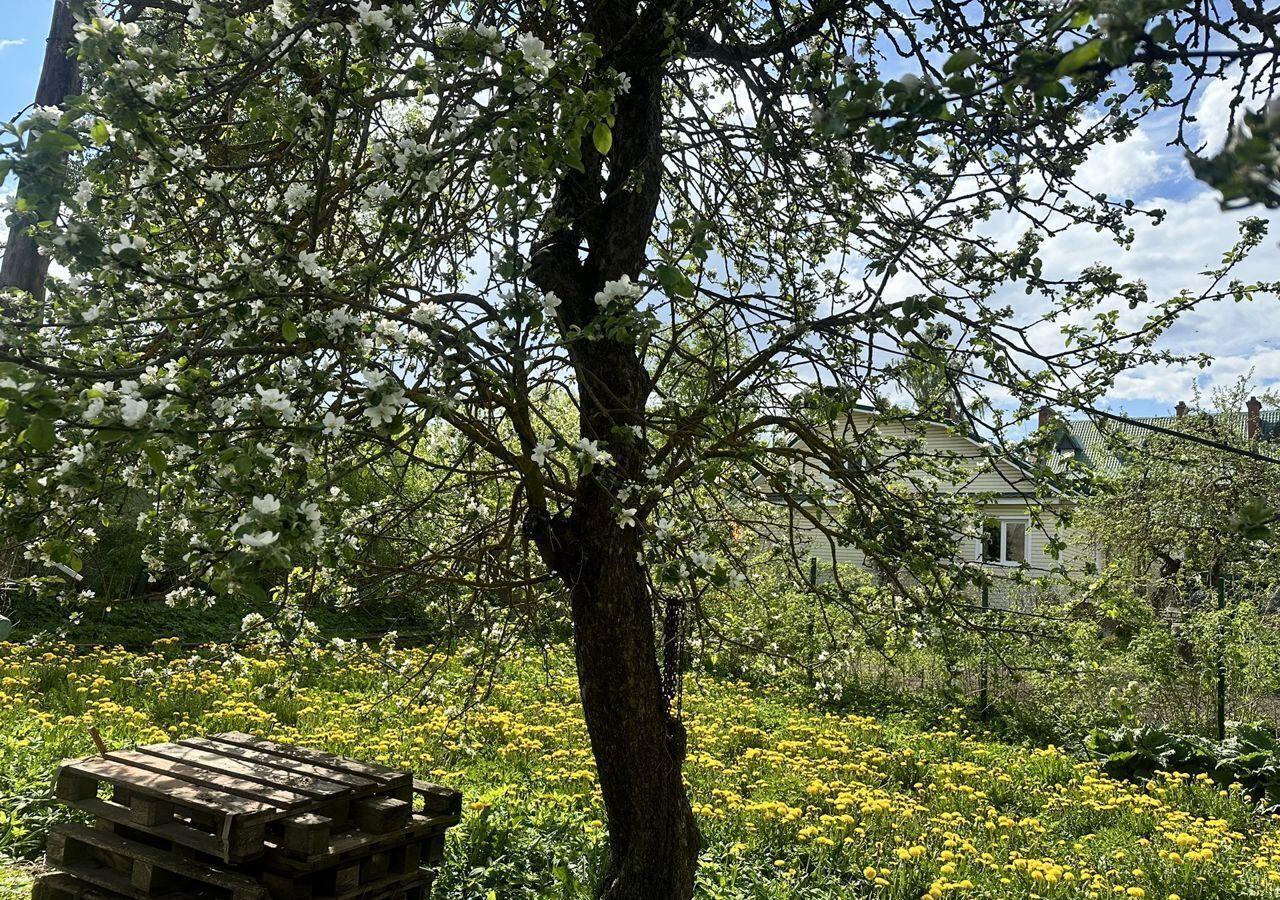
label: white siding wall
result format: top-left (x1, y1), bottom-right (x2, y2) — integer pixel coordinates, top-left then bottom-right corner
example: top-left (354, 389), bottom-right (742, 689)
top-left (778, 412), bottom-right (1096, 595)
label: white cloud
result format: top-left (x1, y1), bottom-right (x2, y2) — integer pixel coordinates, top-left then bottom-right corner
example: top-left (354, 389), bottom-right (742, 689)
top-left (1073, 116), bottom-right (1172, 197)
top-left (0, 39), bottom-right (26, 53)
top-left (1191, 68), bottom-right (1277, 155)
top-left (1021, 185), bottom-right (1280, 405)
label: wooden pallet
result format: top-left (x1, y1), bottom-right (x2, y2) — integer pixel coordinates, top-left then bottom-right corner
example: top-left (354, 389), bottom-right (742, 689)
top-left (44, 734), bottom-right (460, 900)
top-left (32, 873), bottom-right (124, 900)
top-left (53, 733), bottom-right (426, 863)
top-left (46, 823), bottom-right (267, 900)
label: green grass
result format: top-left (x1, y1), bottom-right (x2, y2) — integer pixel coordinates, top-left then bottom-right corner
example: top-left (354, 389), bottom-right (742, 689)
top-left (2, 592), bottom-right (443, 647)
top-left (3, 639), bottom-right (1280, 898)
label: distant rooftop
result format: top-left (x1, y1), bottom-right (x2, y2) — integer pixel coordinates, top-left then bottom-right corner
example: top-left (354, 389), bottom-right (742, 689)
top-left (1053, 405), bottom-right (1280, 477)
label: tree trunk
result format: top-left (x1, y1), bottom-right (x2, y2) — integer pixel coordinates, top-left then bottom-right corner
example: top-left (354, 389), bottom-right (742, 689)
top-left (523, 3), bottom-right (700, 895)
top-left (1, 0), bottom-right (81, 302)
top-left (566, 492), bottom-right (701, 899)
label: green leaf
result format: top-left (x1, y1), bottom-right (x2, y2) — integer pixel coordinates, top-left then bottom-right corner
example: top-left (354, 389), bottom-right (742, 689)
top-left (592, 122), bottom-right (613, 155)
top-left (943, 49), bottom-right (981, 75)
top-left (1056, 39), bottom-right (1101, 76)
top-left (281, 320), bottom-right (299, 343)
top-left (1149, 18), bottom-right (1175, 44)
top-left (34, 130), bottom-right (82, 154)
top-left (655, 263), bottom-right (694, 298)
top-left (90, 119), bottom-right (110, 146)
top-left (144, 444), bottom-right (168, 476)
top-left (25, 415), bottom-right (55, 452)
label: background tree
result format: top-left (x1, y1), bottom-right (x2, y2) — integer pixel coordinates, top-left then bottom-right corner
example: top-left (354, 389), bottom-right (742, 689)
top-left (1, 1), bottom-right (1278, 897)
top-left (1078, 381), bottom-right (1280, 606)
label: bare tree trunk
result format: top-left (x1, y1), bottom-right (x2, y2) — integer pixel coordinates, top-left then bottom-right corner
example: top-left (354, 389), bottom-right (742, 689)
top-left (1, 0), bottom-right (81, 303)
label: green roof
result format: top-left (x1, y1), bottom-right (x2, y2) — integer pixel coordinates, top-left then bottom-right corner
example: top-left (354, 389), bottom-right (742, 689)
top-left (1057, 410), bottom-right (1280, 477)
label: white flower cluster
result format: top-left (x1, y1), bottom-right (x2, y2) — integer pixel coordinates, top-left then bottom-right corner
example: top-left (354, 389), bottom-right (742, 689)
top-left (574, 437), bottom-right (613, 468)
top-left (81, 378), bottom-right (178, 428)
top-left (594, 275), bottom-right (644, 309)
top-left (75, 17), bottom-right (141, 45)
top-left (164, 585), bottom-right (214, 609)
top-left (516, 33), bottom-right (554, 78)
top-left (531, 437), bottom-right (556, 465)
top-left (352, 1), bottom-right (394, 32)
top-left (297, 250), bottom-right (333, 286)
top-left (23, 105), bottom-right (63, 133)
top-left (255, 384), bottom-right (298, 422)
top-left (361, 369), bottom-right (408, 427)
top-left (411, 301), bottom-right (444, 325)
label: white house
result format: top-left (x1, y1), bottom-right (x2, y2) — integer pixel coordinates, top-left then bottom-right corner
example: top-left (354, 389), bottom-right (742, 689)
top-left (785, 398), bottom-right (1279, 603)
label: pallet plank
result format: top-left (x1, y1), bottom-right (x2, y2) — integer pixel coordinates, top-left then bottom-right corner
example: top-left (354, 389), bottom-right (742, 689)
top-left (352, 798), bottom-right (409, 836)
top-left (181, 738), bottom-right (374, 791)
top-left (410, 782), bottom-right (461, 817)
top-left (48, 823), bottom-right (267, 900)
top-left (262, 814), bottom-right (456, 872)
top-left (135, 744), bottom-right (344, 799)
top-left (108, 748), bottom-right (313, 808)
top-left (75, 796), bottom-right (230, 859)
top-left (212, 734), bottom-right (408, 786)
top-left (59, 757), bottom-right (275, 819)
top-left (32, 873), bottom-right (122, 900)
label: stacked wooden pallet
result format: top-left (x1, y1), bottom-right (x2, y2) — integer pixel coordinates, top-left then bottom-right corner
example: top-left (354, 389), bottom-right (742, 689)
top-left (34, 732), bottom-right (461, 900)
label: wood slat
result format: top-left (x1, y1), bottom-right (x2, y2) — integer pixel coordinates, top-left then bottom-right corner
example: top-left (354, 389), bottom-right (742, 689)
top-left (106, 749), bottom-right (310, 809)
top-left (60, 757), bottom-right (275, 819)
top-left (262, 815), bottom-right (457, 872)
top-left (32, 872), bottom-right (121, 900)
top-left (80, 797), bottom-right (229, 859)
top-left (129, 743), bottom-right (338, 799)
top-left (48, 823), bottom-right (267, 900)
top-left (328, 866), bottom-right (431, 900)
top-left (411, 781), bottom-right (462, 816)
top-left (212, 733), bottom-right (409, 786)
top-left (180, 738), bottom-right (375, 791)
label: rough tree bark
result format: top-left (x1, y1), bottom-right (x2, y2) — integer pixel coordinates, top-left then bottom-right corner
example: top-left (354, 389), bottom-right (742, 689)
top-left (1, 0), bottom-right (81, 303)
top-left (525, 3), bottom-right (702, 898)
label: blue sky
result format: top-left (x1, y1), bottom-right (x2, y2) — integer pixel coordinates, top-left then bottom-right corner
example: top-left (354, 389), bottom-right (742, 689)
top-left (0, 1), bottom-right (55, 124)
top-left (2, 3), bottom-right (1276, 420)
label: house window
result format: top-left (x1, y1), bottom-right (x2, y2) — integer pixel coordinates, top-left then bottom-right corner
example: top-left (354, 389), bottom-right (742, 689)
top-left (980, 518), bottom-right (1028, 565)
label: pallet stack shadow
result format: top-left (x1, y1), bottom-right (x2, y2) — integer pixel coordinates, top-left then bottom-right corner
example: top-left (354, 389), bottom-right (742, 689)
top-left (34, 732), bottom-right (462, 900)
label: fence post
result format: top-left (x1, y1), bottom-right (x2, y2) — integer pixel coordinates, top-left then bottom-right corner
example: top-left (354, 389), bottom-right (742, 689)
top-left (806, 557), bottom-right (817, 689)
top-left (979, 583), bottom-right (989, 715)
top-left (1216, 575), bottom-right (1227, 741)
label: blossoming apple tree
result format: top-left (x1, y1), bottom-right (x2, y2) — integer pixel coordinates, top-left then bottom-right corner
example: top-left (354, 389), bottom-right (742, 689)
top-left (2, 1), bottom-right (1277, 897)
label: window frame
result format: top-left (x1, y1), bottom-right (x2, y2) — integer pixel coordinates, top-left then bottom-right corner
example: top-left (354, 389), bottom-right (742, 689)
top-left (978, 516), bottom-right (1030, 566)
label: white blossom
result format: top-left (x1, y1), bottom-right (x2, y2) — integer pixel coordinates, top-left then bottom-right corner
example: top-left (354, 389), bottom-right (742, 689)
top-left (531, 437), bottom-right (556, 465)
top-left (353, 1), bottom-right (393, 31)
top-left (516, 33), bottom-right (553, 76)
top-left (594, 275), bottom-right (644, 309)
top-left (297, 251), bottom-right (333, 285)
top-left (252, 494), bottom-right (281, 516)
top-left (120, 396), bottom-right (149, 426)
top-left (411, 302), bottom-right (443, 324)
top-left (239, 531), bottom-right (279, 549)
top-left (110, 233), bottom-right (147, 255)
top-left (364, 389), bottom-right (407, 427)
top-left (255, 384), bottom-right (296, 420)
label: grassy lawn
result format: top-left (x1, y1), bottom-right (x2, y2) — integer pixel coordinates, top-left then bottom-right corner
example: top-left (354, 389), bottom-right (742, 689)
top-left (3, 639), bottom-right (1280, 898)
